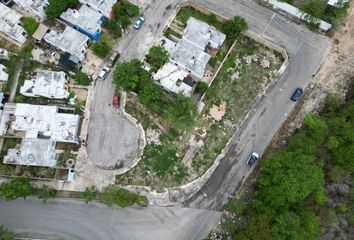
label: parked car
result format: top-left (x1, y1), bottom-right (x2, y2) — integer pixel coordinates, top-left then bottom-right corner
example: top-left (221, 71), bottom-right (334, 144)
top-left (246, 152), bottom-right (259, 167)
top-left (134, 16), bottom-right (145, 29)
top-left (107, 50), bottom-right (120, 68)
top-left (97, 66), bottom-right (110, 80)
top-left (290, 87), bottom-right (303, 101)
top-left (112, 95), bottom-right (120, 108)
top-left (1, 0), bottom-right (14, 6)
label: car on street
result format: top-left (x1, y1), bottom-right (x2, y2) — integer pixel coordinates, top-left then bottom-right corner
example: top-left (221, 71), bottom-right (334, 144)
top-left (291, 88), bottom-right (303, 101)
top-left (246, 152), bottom-right (259, 167)
top-left (107, 50), bottom-right (120, 67)
top-left (134, 16), bottom-right (145, 29)
top-left (112, 95), bottom-right (120, 108)
top-left (97, 66), bottom-right (110, 80)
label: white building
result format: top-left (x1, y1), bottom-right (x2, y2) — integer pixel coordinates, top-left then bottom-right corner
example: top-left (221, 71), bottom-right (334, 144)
top-left (170, 39), bottom-right (211, 79)
top-left (153, 63), bottom-right (192, 97)
top-left (44, 26), bottom-right (90, 62)
top-left (0, 48), bottom-right (9, 60)
top-left (0, 4), bottom-right (27, 47)
top-left (0, 103), bottom-right (80, 143)
top-left (20, 70), bottom-right (70, 99)
top-left (13, 0), bottom-right (49, 20)
top-left (79, 0), bottom-right (117, 18)
top-left (0, 64), bottom-right (9, 82)
top-left (4, 138), bottom-right (57, 167)
top-left (60, 5), bottom-right (105, 40)
top-left (327, 0), bottom-right (348, 7)
top-left (183, 17), bottom-right (226, 49)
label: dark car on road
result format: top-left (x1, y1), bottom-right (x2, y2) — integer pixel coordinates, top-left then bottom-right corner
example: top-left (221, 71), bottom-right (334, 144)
top-left (107, 50), bottom-right (120, 68)
top-left (291, 88), bottom-right (303, 101)
top-left (246, 152), bottom-right (259, 167)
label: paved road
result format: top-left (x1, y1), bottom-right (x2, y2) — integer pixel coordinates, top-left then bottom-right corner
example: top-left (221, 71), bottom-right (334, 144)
top-left (86, 0), bottom-right (179, 169)
top-left (0, 198), bottom-right (221, 240)
top-left (183, 0), bottom-right (332, 209)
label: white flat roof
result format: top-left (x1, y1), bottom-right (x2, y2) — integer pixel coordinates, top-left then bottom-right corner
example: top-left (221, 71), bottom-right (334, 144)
top-left (327, 0), bottom-right (348, 7)
top-left (79, 0), bottom-right (117, 17)
top-left (13, 0), bottom-right (48, 20)
top-left (60, 5), bottom-right (103, 34)
top-left (44, 27), bottom-right (90, 61)
top-left (153, 63), bottom-right (192, 97)
top-left (0, 64), bottom-right (9, 82)
top-left (183, 17), bottom-right (226, 49)
top-left (0, 4), bottom-right (27, 46)
top-left (20, 70), bottom-right (69, 99)
top-left (8, 103), bottom-right (80, 143)
top-left (4, 138), bottom-right (56, 167)
top-left (170, 39), bottom-right (211, 79)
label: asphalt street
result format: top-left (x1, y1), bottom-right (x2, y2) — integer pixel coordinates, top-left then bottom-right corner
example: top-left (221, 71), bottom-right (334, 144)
top-left (0, 198), bottom-right (221, 240)
top-left (183, 0), bottom-right (332, 209)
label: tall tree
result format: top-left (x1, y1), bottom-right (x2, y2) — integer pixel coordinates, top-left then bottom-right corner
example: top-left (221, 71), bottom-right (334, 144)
top-left (0, 177), bottom-right (33, 201)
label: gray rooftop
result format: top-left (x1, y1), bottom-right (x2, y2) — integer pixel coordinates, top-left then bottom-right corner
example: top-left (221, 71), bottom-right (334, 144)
top-left (4, 138), bottom-right (57, 167)
top-left (79, 0), bottom-right (117, 17)
top-left (44, 27), bottom-right (90, 61)
top-left (60, 5), bottom-right (103, 34)
top-left (170, 39), bottom-right (211, 79)
top-left (183, 17), bottom-right (226, 49)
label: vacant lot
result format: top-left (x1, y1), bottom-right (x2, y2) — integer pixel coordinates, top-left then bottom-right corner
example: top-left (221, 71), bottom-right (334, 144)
top-left (116, 34), bottom-right (283, 190)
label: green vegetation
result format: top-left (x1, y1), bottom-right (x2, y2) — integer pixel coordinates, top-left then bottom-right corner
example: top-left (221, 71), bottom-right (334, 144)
top-left (37, 185), bottom-right (57, 203)
top-left (3, 57), bottom-right (19, 92)
top-left (222, 16), bottom-right (248, 42)
top-left (0, 177), bottom-right (34, 201)
top-left (113, 60), bottom-right (197, 130)
top-left (92, 35), bottom-right (114, 58)
top-left (81, 186), bottom-right (97, 204)
top-left (176, 7), bottom-right (222, 30)
top-left (104, 19), bottom-right (122, 38)
top-left (99, 185), bottom-right (148, 207)
top-left (195, 81), bottom-right (209, 94)
top-left (112, 0), bottom-right (140, 29)
top-left (145, 46), bottom-right (169, 71)
top-left (22, 17), bottom-right (39, 36)
top-left (74, 72), bottom-right (91, 86)
top-left (45, 0), bottom-right (78, 19)
top-left (220, 87), bottom-right (354, 239)
top-left (0, 225), bottom-right (14, 240)
top-left (299, 0), bottom-right (349, 26)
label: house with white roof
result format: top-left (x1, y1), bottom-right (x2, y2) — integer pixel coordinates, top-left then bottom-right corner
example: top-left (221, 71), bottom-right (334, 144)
top-left (4, 138), bottom-right (57, 167)
top-left (0, 3), bottom-right (28, 47)
top-left (13, 0), bottom-right (49, 20)
top-left (0, 48), bottom-right (9, 60)
top-left (153, 63), bottom-right (193, 97)
top-left (20, 70), bottom-right (70, 99)
top-left (79, 0), bottom-right (117, 18)
top-left (0, 64), bottom-right (9, 82)
top-left (183, 17), bottom-right (226, 50)
top-left (44, 26), bottom-right (90, 62)
top-left (0, 103), bottom-right (80, 143)
top-left (60, 5), bottom-right (105, 40)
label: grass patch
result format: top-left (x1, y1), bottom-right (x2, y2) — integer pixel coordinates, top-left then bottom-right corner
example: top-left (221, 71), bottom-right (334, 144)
top-left (176, 7), bottom-right (223, 30)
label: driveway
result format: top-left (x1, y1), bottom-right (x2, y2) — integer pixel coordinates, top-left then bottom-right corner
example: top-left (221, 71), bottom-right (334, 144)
top-left (183, 0), bottom-right (332, 209)
top-left (0, 198), bottom-right (221, 240)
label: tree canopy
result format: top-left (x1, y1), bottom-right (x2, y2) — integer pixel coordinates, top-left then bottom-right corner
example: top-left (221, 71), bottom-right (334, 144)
top-left (0, 177), bottom-right (33, 201)
top-left (45, 0), bottom-right (78, 19)
top-left (222, 16), bottom-right (248, 42)
top-left (0, 225), bottom-right (14, 240)
top-left (145, 46), bottom-right (169, 71)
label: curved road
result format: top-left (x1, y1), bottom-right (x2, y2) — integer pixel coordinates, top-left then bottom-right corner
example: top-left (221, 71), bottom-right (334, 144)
top-left (0, 0), bottom-right (332, 238)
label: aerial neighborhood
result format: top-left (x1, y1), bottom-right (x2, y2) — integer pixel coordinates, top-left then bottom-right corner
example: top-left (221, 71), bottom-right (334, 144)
top-left (0, 0), bottom-right (352, 239)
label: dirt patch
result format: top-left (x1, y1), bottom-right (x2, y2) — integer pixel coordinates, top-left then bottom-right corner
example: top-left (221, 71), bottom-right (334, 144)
top-left (209, 102), bottom-right (226, 121)
top-left (71, 87), bottom-right (88, 102)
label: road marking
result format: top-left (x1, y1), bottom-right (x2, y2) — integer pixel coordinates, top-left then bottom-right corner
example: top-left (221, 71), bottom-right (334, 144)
top-left (263, 13), bottom-right (276, 36)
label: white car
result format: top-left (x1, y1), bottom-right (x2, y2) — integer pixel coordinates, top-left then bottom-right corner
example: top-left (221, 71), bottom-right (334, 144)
top-left (97, 66), bottom-right (110, 80)
top-left (246, 152), bottom-right (259, 167)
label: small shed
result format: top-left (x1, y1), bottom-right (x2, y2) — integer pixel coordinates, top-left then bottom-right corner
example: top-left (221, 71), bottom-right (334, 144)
top-left (32, 23), bottom-right (49, 42)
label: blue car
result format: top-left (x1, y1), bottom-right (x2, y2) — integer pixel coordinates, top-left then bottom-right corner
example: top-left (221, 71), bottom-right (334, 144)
top-left (291, 88), bottom-right (303, 101)
top-left (134, 16), bottom-right (145, 29)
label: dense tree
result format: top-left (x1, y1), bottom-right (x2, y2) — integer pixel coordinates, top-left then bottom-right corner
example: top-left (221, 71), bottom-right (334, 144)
top-left (195, 82), bottom-right (209, 94)
top-left (104, 19), bottom-right (122, 38)
top-left (74, 72), bottom-right (91, 86)
top-left (0, 225), bottom-right (14, 240)
top-left (0, 177), bottom-right (33, 201)
top-left (38, 185), bottom-right (57, 203)
top-left (145, 46), bottom-right (169, 71)
top-left (92, 36), bottom-right (112, 58)
top-left (112, 0), bottom-right (139, 29)
top-left (222, 16), bottom-right (247, 42)
top-left (22, 17), bottom-right (39, 36)
top-left (45, 0), bottom-right (78, 19)
top-left (99, 185), bottom-right (148, 207)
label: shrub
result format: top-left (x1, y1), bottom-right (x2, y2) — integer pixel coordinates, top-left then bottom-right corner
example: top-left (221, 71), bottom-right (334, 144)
top-left (0, 177), bottom-right (34, 201)
top-left (92, 36), bottom-right (113, 58)
top-left (74, 72), bottom-right (91, 86)
top-left (46, 0), bottom-right (78, 19)
top-left (23, 17), bottom-right (39, 36)
top-left (222, 16), bottom-right (248, 42)
top-left (145, 46), bottom-right (169, 71)
top-left (104, 19), bottom-right (122, 38)
top-left (99, 185), bottom-right (148, 207)
top-left (38, 185), bottom-right (57, 203)
top-left (195, 82), bottom-right (208, 94)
